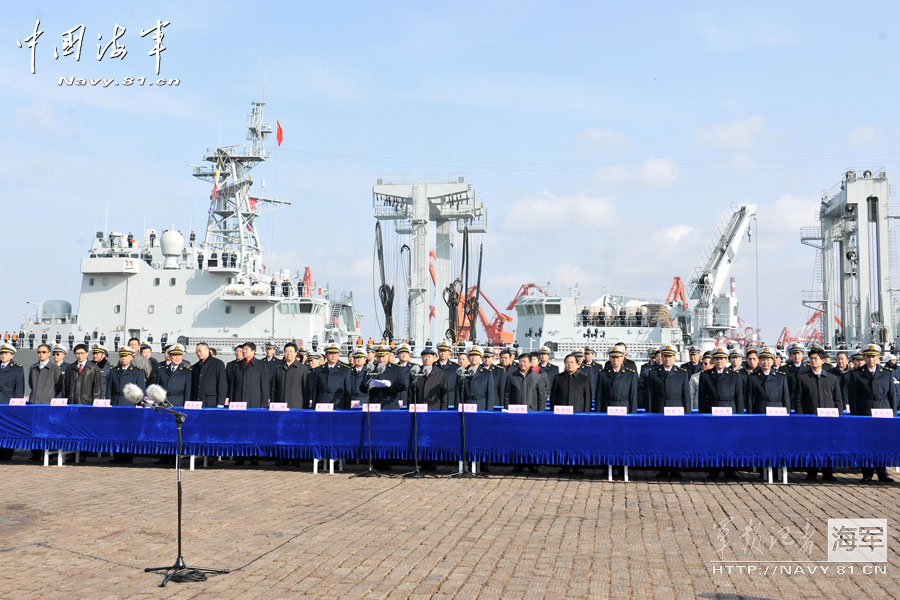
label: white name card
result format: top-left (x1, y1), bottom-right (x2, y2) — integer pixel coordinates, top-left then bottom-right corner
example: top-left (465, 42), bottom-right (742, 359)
top-left (845, 404), bottom-right (850, 413)
top-left (184, 401), bottom-right (203, 410)
top-left (508, 404), bottom-right (528, 414)
top-left (350, 400), bottom-right (360, 409)
top-left (92, 399), bottom-right (111, 407)
top-left (553, 405), bottom-right (574, 415)
top-left (817, 407), bottom-right (839, 417)
top-left (269, 402), bottom-right (288, 411)
top-left (409, 403), bottom-right (428, 413)
top-left (362, 402), bottom-right (381, 412)
top-left (664, 406), bottom-right (684, 416)
top-left (8, 398), bottom-right (27, 406)
top-left (457, 403), bottom-right (478, 413)
top-left (712, 406), bottom-right (732, 416)
top-left (314, 403), bottom-right (334, 412)
top-left (607, 406), bottom-right (628, 415)
top-left (229, 402), bottom-right (247, 411)
top-left (766, 406), bottom-right (788, 416)
top-left (50, 398), bottom-right (68, 406)
top-left (871, 408), bottom-right (894, 418)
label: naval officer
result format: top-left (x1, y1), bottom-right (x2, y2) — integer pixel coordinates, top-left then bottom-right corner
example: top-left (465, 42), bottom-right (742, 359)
top-left (847, 343), bottom-right (896, 483)
top-left (0, 343), bottom-right (25, 460)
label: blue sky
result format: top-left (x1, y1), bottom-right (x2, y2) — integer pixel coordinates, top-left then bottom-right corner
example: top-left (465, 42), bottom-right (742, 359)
top-left (3, 2), bottom-right (900, 344)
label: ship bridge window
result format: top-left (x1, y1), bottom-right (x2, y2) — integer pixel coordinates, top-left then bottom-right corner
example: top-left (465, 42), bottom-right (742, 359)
top-left (89, 278), bottom-right (95, 286)
top-left (153, 278), bottom-right (160, 286)
top-left (114, 305), bottom-right (121, 314)
top-left (534, 305), bottom-right (544, 314)
top-left (249, 306), bottom-right (256, 314)
top-left (169, 278), bottom-right (176, 286)
top-left (101, 277), bottom-right (109, 286)
top-left (516, 305), bottom-right (526, 316)
top-left (175, 305), bottom-right (183, 315)
top-left (299, 304), bottom-right (313, 314)
top-left (225, 305), bottom-right (232, 314)
top-left (545, 304), bottom-right (561, 315)
top-left (147, 305), bottom-right (155, 314)
top-left (525, 305), bottom-right (535, 315)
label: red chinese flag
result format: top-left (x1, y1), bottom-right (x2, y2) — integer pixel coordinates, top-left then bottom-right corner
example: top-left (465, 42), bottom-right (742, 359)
top-left (276, 120), bottom-right (283, 147)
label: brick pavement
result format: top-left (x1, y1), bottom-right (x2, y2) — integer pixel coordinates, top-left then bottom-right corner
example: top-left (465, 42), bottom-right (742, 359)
top-left (0, 453), bottom-right (898, 599)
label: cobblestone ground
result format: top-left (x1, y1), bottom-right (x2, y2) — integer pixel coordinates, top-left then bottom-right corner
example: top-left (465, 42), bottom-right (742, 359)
top-left (1, 452), bottom-right (898, 599)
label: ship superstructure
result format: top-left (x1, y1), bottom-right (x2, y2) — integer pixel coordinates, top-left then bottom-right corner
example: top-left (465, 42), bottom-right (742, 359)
top-left (20, 101), bottom-right (363, 354)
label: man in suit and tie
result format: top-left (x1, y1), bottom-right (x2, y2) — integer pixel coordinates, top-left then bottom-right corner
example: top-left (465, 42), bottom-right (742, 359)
top-left (795, 346), bottom-right (843, 482)
top-left (408, 346), bottom-right (448, 410)
top-left (64, 343), bottom-right (102, 405)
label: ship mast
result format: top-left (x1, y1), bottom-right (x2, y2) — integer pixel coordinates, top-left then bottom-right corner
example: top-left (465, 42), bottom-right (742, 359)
top-left (192, 100), bottom-right (290, 276)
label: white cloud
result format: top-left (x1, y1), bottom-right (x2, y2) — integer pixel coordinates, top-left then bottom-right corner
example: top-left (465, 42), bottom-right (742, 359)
top-left (847, 125), bottom-right (878, 147)
top-left (640, 157), bottom-right (680, 186)
top-left (766, 194), bottom-right (818, 235)
top-left (695, 116), bottom-right (765, 149)
top-left (653, 225), bottom-right (694, 247)
top-left (576, 128), bottom-right (633, 153)
top-left (502, 190), bottom-right (615, 232)
top-left (554, 263), bottom-right (590, 286)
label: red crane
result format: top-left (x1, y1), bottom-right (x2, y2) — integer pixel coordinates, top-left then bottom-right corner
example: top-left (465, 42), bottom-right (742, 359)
top-left (665, 276), bottom-right (688, 310)
top-left (507, 283), bottom-right (549, 310)
top-left (456, 287), bottom-right (515, 346)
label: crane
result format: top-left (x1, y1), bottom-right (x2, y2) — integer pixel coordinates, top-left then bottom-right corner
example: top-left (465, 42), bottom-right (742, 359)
top-left (688, 204), bottom-right (757, 348)
top-left (507, 283), bottom-right (549, 310)
top-left (456, 286), bottom-right (514, 346)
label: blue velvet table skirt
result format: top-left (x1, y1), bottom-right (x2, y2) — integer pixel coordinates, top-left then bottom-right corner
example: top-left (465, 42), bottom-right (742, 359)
top-left (1, 406), bottom-right (898, 468)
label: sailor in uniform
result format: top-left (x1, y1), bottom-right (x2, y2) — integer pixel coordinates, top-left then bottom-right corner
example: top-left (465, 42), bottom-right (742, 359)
top-left (646, 344), bottom-right (691, 477)
top-left (346, 347), bottom-right (369, 408)
top-left (699, 347), bottom-right (745, 479)
top-left (596, 347), bottom-right (638, 413)
top-left (0, 343), bottom-right (25, 460)
top-left (157, 344), bottom-right (191, 407)
top-left (395, 342), bottom-right (413, 408)
top-left (681, 346), bottom-right (702, 375)
top-left (779, 342), bottom-right (808, 411)
top-left (51, 344), bottom-right (70, 379)
top-left (749, 347), bottom-right (790, 413)
top-left (458, 345), bottom-right (497, 411)
top-left (309, 343), bottom-right (352, 409)
top-left (360, 343), bottom-right (407, 410)
top-left (435, 340), bottom-right (459, 408)
top-left (847, 343), bottom-right (896, 483)
top-left (91, 343), bottom-right (112, 396)
top-left (107, 346), bottom-right (147, 464)
top-left (261, 341), bottom-right (283, 381)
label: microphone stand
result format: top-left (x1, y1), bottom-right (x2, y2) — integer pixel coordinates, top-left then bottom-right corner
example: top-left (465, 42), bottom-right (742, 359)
top-left (400, 374), bottom-right (425, 478)
top-left (445, 369), bottom-right (482, 479)
top-left (352, 372), bottom-right (382, 478)
top-left (144, 402), bottom-right (229, 586)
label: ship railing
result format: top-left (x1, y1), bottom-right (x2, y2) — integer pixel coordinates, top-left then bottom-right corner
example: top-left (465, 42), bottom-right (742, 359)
top-left (573, 315), bottom-right (670, 328)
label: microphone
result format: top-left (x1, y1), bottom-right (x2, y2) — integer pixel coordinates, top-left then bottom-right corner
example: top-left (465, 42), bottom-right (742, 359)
top-left (410, 364), bottom-right (421, 378)
top-left (123, 383), bottom-right (152, 407)
top-left (146, 384), bottom-right (170, 407)
top-left (375, 362), bottom-right (386, 376)
top-left (422, 365), bottom-right (432, 377)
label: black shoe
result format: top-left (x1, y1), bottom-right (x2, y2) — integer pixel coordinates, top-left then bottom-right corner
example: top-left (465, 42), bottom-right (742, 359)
top-left (571, 468), bottom-right (584, 476)
top-left (861, 474), bottom-right (873, 482)
top-left (234, 459), bottom-right (245, 466)
top-left (655, 471), bottom-right (668, 479)
top-left (528, 465), bottom-right (539, 474)
top-left (822, 473), bottom-right (838, 482)
top-left (512, 465), bottom-right (524, 473)
top-left (670, 471), bottom-right (682, 479)
top-left (559, 466), bottom-right (571, 475)
top-left (877, 473), bottom-right (894, 483)
top-left (707, 471), bottom-right (720, 480)
top-left (806, 472), bottom-right (817, 482)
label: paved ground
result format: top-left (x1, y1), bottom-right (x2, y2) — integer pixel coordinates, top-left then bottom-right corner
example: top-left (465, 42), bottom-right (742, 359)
top-left (1, 453), bottom-right (898, 599)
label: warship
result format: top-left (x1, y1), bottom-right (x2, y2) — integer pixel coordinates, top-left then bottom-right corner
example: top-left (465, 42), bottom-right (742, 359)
top-left (17, 100), bottom-right (363, 355)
